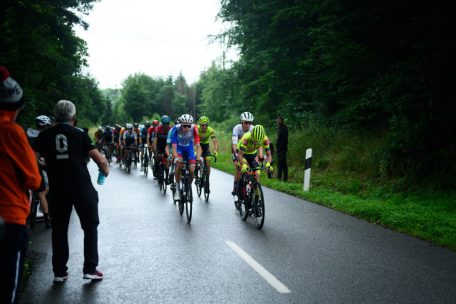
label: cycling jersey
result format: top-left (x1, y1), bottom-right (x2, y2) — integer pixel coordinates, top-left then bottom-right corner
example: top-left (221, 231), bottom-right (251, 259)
top-left (154, 125), bottom-right (172, 153)
top-left (102, 129), bottom-right (113, 143)
top-left (139, 126), bottom-right (148, 143)
top-left (123, 130), bottom-right (137, 147)
top-left (232, 124), bottom-right (254, 145)
top-left (113, 128), bottom-right (121, 142)
top-left (171, 124), bottom-right (200, 147)
top-left (94, 130), bottom-right (103, 143)
top-left (147, 126), bottom-right (155, 142)
top-left (199, 126), bottom-right (216, 144)
top-left (237, 132), bottom-right (270, 155)
top-left (171, 124), bottom-right (200, 163)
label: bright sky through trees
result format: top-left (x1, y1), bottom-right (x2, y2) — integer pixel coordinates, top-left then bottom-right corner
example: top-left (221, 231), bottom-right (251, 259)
top-left (75, 0), bottom-right (235, 89)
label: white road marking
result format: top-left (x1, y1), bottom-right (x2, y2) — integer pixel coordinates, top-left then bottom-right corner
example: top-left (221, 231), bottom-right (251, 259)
top-left (225, 240), bottom-right (291, 294)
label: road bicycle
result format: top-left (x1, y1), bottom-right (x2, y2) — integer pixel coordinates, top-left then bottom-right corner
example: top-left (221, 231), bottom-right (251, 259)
top-left (175, 160), bottom-right (193, 223)
top-left (155, 154), bottom-right (169, 195)
top-left (103, 143), bottom-right (114, 166)
top-left (236, 166), bottom-right (266, 230)
top-left (123, 147), bottom-right (136, 174)
top-left (195, 154), bottom-right (217, 202)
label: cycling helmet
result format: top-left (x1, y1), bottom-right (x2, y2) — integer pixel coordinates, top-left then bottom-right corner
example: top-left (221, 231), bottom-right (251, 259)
top-left (180, 114), bottom-right (193, 124)
top-left (144, 121), bottom-right (151, 128)
top-left (35, 115), bottom-right (52, 127)
top-left (161, 115), bottom-right (171, 124)
top-left (98, 125), bottom-right (103, 131)
top-left (240, 112), bottom-right (254, 122)
top-left (133, 122), bottom-right (139, 128)
top-left (198, 116), bottom-right (209, 125)
top-left (126, 123), bottom-right (133, 130)
top-left (152, 119), bottom-right (159, 126)
top-left (252, 125), bottom-right (265, 142)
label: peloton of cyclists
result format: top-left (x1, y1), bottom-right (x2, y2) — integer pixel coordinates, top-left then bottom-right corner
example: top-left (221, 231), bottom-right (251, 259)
top-left (170, 114), bottom-right (201, 201)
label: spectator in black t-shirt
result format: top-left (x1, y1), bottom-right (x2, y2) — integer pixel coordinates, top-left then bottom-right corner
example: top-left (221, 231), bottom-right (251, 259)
top-left (35, 100), bottom-right (109, 282)
top-left (276, 116), bottom-right (289, 181)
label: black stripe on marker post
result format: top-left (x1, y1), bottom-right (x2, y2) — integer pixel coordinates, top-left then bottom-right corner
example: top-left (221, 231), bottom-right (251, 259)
top-left (305, 157), bottom-right (312, 170)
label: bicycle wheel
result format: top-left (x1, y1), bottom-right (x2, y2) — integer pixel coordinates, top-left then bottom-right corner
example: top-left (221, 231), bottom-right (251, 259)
top-left (240, 192), bottom-right (251, 222)
top-left (203, 168), bottom-right (210, 202)
top-left (161, 167), bottom-right (168, 195)
top-left (252, 183), bottom-right (265, 229)
top-left (196, 165), bottom-right (203, 197)
top-left (185, 177), bottom-right (193, 223)
top-left (143, 152), bottom-right (149, 177)
top-left (158, 165), bottom-right (166, 194)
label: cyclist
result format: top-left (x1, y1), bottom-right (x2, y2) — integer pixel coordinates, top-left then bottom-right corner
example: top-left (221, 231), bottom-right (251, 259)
top-left (27, 115), bottom-right (52, 228)
top-left (139, 121), bottom-right (150, 171)
top-left (231, 112), bottom-right (254, 197)
top-left (94, 126), bottom-right (104, 152)
top-left (196, 116), bottom-right (219, 183)
top-left (113, 124), bottom-right (122, 163)
top-left (102, 126), bottom-right (114, 157)
top-left (122, 123), bottom-right (137, 166)
top-left (133, 123), bottom-right (141, 163)
top-left (166, 118), bottom-right (179, 191)
top-left (153, 115), bottom-right (172, 179)
top-left (237, 124), bottom-right (273, 192)
top-left (147, 119), bottom-right (159, 173)
top-left (171, 114), bottom-right (201, 201)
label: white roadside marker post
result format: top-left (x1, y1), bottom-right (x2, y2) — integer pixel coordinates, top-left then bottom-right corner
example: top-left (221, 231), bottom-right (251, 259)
top-left (304, 148), bottom-right (312, 192)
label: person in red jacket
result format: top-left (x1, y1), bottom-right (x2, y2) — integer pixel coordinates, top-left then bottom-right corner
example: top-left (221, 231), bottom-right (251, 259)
top-left (0, 67), bottom-right (41, 304)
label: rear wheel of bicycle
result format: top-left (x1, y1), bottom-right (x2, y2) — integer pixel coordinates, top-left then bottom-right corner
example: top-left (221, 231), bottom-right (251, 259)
top-left (204, 174), bottom-right (210, 202)
top-left (185, 179), bottom-right (193, 223)
top-left (160, 168), bottom-right (167, 195)
top-left (252, 184), bottom-right (265, 230)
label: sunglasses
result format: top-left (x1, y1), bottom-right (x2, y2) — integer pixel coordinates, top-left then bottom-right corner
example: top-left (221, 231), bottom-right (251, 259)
top-left (242, 121), bottom-right (252, 125)
top-left (200, 124), bottom-right (208, 127)
top-left (182, 125), bottom-right (191, 128)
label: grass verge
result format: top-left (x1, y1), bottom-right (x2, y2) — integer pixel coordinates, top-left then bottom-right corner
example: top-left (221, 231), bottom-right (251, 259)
top-left (211, 128), bottom-right (456, 251)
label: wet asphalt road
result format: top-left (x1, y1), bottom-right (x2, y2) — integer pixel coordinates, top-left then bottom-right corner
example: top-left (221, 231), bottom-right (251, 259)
top-left (21, 161), bottom-right (456, 304)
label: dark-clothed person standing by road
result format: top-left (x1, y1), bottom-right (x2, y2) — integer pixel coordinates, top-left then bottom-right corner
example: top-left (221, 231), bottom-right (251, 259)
top-left (35, 100), bottom-right (109, 282)
top-left (276, 116), bottom-right (289, 181)
top-left (0, 67), bottom-right (42, 304)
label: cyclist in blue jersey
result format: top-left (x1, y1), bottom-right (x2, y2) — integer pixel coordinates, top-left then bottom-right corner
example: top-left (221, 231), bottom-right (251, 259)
top-left (171, 114), bottom-right (201, 201)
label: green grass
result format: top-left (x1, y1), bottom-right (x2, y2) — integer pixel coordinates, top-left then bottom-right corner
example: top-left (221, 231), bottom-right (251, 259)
top-left (211, 126), bottom-right (456, 251)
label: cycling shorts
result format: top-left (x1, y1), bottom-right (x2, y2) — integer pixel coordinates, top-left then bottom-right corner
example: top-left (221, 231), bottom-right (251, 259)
top-left (243, 152), bottom-right (259, 170)
top-left (200, 143), bottom-right (211, 157)
top-left (176, 145), bottom-right (196, 164)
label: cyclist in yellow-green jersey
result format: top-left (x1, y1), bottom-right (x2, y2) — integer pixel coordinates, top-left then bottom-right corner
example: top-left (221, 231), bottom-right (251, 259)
top-left (197, 116), bottom-right (219, 178)
top-left (237, 125), bottom-right (273, 181)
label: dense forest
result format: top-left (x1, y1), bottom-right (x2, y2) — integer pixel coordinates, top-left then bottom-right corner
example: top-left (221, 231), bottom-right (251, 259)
top-left (2, 0), bottom-right (455, 187)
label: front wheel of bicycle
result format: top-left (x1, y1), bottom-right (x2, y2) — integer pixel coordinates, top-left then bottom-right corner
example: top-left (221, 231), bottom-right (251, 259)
top-left (203, 176), bottom-right (210, 202)
top-left (196, 167), bottom-right (202, 198)
top-left (185, 179), bottom-right (193, 223)
top-left (240, 192), bottom-right (251, 222)
top-left (252, 184), bottom-right (265, 230)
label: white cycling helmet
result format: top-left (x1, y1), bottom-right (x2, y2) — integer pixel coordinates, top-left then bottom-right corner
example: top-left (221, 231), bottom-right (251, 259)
top-left (35, 115), bottom-right (52, 127)
top-left (126, 123), bottom-right (133, 129)
top-left (240, 112), bottom-right (254, 122)
top-left (179, 114), bottom-right (194, 124)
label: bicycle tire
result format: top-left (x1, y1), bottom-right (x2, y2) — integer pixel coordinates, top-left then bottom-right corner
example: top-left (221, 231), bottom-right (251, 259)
top-left (203, 166), bottom-right (210, 202)
top-left (252, 183), bottom-right (265, 229)
top-left (185, 177), bottom-right (192, 223)
top-left (161, 166), bottom-right (168, 195)
top-left (240, 192), bottom-right (251, 222)
top-left (196, 166), bottom-right (202, 197)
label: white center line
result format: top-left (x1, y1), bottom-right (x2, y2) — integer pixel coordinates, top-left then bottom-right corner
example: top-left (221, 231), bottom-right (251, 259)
top-left (225, 240), bottom-right (291, 294)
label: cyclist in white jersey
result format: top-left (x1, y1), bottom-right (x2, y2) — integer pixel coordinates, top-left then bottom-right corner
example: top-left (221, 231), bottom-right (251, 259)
top-left (231, 112), bottom-right (254, 197)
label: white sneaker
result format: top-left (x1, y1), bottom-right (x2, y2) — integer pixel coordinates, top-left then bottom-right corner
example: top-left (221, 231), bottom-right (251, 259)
top-left (54, 272), bottom-right (69, 282)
